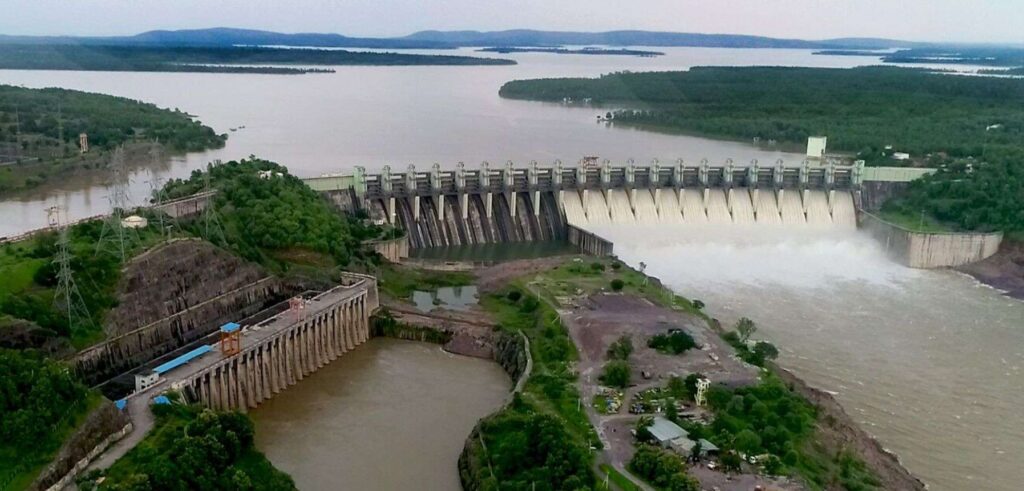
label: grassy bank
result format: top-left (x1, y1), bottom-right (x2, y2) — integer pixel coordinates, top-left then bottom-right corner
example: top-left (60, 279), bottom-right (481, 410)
top-left (459, 285), bottom-right (598, 490)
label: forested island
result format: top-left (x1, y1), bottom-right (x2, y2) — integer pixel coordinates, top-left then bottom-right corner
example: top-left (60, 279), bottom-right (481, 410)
top-left (0, 84), bottom-right (225, 193)
top-left (0, 44), bottom-right (515, 74)
top-left (478, 47), bottom-right (663, 56)
top-left (499, 66), bottom-right (1024, 236)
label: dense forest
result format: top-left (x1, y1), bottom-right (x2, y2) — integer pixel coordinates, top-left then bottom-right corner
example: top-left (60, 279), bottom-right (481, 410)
top-left (500, 66), bottom-right (1024, 161)
top-left (161, 158), bottom-right (385, 268)
top-left (0, 44), bottom-right (514, 73)
top-left (81, 403), bottom-right (294, 491)
top-left (0, 349), bottom-right (94, 490)
top-left (0, 84), bottom-right (225, 192)
top-left (883, 148), bottom-right (1024, 237)
top-left (500, 66), bottom-right (1024, 234)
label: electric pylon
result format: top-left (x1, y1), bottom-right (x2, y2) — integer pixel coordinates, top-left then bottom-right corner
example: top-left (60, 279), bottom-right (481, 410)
top-left (46, 206), bottom-right (92, 336)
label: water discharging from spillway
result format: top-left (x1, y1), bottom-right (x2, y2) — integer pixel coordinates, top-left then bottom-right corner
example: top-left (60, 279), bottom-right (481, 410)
top-left (561, 188), bottom-right (856, 229)
top-left (570, 190), bottom-right (1024, 491)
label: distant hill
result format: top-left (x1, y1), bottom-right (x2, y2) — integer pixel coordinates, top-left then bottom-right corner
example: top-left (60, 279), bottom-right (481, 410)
top-left (0, 27), bottom-right (926, 50)
top-left (0, 27), bottom-right (456, 49)
top-left (401, 29), bottom-right (925, 49)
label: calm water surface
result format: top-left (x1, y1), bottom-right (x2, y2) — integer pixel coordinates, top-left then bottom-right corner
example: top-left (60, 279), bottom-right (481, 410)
top-left (0, 47), bottom-right (885, 235)
top-left (250, 338), bottom-right (509, 491)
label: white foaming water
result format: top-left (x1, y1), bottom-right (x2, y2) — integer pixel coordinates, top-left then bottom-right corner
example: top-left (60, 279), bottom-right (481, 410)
top-left (587, 223), bottom-right (1024, 491)
top-left (632, 190), bottom-right (660, 224)
top-left (705, 189), bottom-right (732, 224)
top-left (606, 190), bottom-right (637, 224)
top-left (728, 188), bottom-right (756, 225)
top-left (561, 188), bottom-right (855, 228)
top-left (755, 189), bottom-right (783, 225)
top-left (805, 190), bottom-right (833, 226)
top-left (682, 189), bottom-right (708, 224)
top-left (584, 191), bottom-right (611, 225)
top-left (656, 191), bottom-right (684, 224)
top-left (779, 190), bottom-right (806, 225)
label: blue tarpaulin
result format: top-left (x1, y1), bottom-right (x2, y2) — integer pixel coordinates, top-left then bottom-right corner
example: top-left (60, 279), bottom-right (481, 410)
top-left (220, 322), bottom-right (240, 333)
top-left (152, 395), bottom-right (171, 405)
top-left (152, 345), bottom-right (212, 375)
top-left (115, 399), bottom-right (127, 410)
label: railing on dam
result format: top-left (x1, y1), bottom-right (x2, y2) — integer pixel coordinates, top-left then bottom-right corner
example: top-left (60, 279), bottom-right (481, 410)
top-left (305, 159), bottom-right (866, 201)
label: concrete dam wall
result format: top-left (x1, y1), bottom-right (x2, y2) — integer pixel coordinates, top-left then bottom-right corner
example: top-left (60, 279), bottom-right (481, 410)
top-left (381, 191), bottom-right (566, 249)
top-left (859, 212), bottom-right (1003, 268)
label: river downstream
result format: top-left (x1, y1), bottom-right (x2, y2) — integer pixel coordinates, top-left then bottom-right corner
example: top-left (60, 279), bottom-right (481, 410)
top-left (250, 338), bottom-right (509, 490)
top-left (593, 225), bottom-right (1024, 491)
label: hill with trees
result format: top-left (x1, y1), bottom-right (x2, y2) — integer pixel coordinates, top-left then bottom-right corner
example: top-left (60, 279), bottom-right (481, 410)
top-left (0, 84), bottom-right (225, 193)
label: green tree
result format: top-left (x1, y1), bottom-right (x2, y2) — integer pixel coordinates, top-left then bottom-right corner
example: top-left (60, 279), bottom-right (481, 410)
top-left (736, 317), bottom-right (757, 343)
top-left (600, 360), bottom-right (631, 388)
top-left (606, 334), bottom-right (633, 360)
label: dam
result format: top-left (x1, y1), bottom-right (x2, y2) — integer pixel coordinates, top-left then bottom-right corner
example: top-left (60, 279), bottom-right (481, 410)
top-left (308, 159), bottom-right (862, 248)
top-left (306, 159), bottom-right (1000, 268)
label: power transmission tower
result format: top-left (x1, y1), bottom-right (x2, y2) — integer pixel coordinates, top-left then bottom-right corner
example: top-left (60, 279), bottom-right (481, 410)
top-left (47, 206), bottom-right (92, 336)
top-left (146, 144), bottom-right (169, 238)
top-left (200, 170), bottom-right (227, 245)
top-left (95, 146), bottom-right (132, 260)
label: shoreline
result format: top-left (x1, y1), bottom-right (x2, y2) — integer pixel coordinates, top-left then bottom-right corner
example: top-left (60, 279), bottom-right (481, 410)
top-left (391, 257), bottom-right (926, 490)
top-left (957, 240), bottom-right (1024, 301)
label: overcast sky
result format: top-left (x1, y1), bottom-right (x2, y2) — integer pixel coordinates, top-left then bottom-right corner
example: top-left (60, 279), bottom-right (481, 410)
top-left (5, 0), bottom-right (1023, 44)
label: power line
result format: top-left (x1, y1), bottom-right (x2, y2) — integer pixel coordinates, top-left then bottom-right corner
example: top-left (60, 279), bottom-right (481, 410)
top-left (46, 205), bottom-right (93, 337)
top-left (95, 146), bottom-right (133, 260)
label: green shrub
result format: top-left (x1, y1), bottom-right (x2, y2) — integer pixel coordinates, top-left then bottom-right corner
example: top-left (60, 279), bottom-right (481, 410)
top-left (506, 289), bottom-right (522, 302)
top-left (610, 279), bottom-right (625, 291)
top-left (648, 330), bottom-right (696, 355)
top-left (600, 360), bottom-right (631, 388)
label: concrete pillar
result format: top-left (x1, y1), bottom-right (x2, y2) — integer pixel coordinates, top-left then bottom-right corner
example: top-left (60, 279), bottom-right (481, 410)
top-left (703, 188), bottom-right (710, 212)
top-left (388, 197), bottom-right (396, 224)
top-left (219, 368), bottom-right (228, 411)
top-left (485, 192), bottom-right (493, 218)
top-left (294, 330), bottom-right (306, 381)
top-left (802, 189), bottom-right (810, 213)
top-left (413, 195), bottom-right (421, 222)
top-left (436, 195), bottom-right (445, 221)
top-left (343, 303), bottom-right (354, 350)
top-left (326, 311), bottom-right (338, 360)
top-left (752, 188), bottom-right (760, 213)
top-left (510, 192), bottom-right (517, 218)
top-left (828, 189), bottom-right (836, 214)
top-left (533, 190), bottom-right (540, 216)
top-left (629, 188), bottom-right (637, 212)
top-left (268, 342), bottom-right (280, 394)
top-left (461, 193), bottom-right (469, 220)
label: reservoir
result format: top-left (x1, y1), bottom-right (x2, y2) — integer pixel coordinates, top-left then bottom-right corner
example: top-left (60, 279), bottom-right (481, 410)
top-left (0, 46), bottom-right (881, 236)
top-left (250, 338), bottom-right (509, 490)
top-left (2, 48), bottom-right (1021, 490)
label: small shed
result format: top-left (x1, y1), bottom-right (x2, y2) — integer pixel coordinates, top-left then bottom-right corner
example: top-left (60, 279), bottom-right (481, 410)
top-left (649, 416), bottom-right (688, 447)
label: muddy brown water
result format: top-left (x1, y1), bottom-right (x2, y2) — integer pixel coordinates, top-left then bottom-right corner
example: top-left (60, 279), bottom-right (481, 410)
top-left (249, 338), bottom-right (509, 491)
